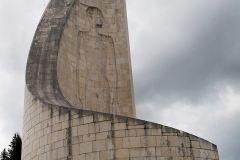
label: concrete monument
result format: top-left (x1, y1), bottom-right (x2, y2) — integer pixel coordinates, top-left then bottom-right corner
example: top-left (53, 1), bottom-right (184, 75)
top-left (22, 0), bottom-right (219, 159)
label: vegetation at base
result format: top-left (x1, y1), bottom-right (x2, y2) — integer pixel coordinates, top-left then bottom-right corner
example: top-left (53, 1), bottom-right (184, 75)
top-left (0, 133), bottom-right (22, 160)
top-left (0, 149), bottom-right (8, 160)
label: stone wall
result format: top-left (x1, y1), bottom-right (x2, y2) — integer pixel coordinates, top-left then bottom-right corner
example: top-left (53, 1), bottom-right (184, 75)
top-left (22, 0), bottom-right (219, 159)
top-left (57, 0), bottom-right (135, 117)
top-left (25, 0), bottom-right (135, 118)
top-left (22, 89), bottom-right (219, 160)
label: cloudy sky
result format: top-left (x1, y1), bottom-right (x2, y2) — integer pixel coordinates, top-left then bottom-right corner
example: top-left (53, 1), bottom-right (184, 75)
top-left (0, 0), bottom-right (240, 159)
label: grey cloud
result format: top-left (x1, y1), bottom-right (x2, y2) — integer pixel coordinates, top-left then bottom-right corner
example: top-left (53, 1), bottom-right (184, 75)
top-left (129, 0), bottom-right (240, 105)
top-left (0, 0), bottom-right (48, 151)
top-left (212, 114), bottom-right (240, 160)
top-left (0, 0), bottom-right (47, 73)
top-left (127, 0), bottom-right (240, 160)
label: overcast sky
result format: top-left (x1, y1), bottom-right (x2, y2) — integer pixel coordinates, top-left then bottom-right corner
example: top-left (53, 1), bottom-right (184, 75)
top-left (0, 0), bottom-right (240, 159)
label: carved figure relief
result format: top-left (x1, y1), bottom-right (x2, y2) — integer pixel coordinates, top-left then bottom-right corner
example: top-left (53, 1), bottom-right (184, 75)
top-left (76, 6), bottom-right (118, 113)
top-left (57, 1), bottom-right (135, 117)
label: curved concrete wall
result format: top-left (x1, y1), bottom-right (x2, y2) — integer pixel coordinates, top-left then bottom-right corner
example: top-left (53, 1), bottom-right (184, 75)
top-left (23, 0), bottom-right (219, 159)
top-left (25, 0), bottom-right (136, 117)
top-left (25, 0), bottom-right (74, 107)
top-left (22, 89), bottom-right (218, 160)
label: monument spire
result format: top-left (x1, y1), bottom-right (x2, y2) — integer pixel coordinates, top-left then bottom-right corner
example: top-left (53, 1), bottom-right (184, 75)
top-left (22, 0), bottom-right (219, 159)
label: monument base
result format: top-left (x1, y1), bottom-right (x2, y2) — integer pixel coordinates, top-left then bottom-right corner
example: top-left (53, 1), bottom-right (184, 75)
top-left (22, 89), bottom-right (219, 160)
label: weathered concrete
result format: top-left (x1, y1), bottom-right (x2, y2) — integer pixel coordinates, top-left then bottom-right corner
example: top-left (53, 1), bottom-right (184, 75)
top-left (22, 88), bottom-right (219, 160)
top-left (26, 0), bottom-right (135, 117)
top-left (22, 0), bottom-right (219, 159)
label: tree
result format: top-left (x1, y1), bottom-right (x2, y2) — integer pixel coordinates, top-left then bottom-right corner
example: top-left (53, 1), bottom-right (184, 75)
top-left (0, 148), bottom-right (9, 160)
top-left (7, 133), bottom-right (22, 160)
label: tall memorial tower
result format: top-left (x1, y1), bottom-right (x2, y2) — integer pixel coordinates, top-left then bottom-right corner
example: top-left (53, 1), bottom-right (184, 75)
top-left (22, 0), bottom-right (219, 159)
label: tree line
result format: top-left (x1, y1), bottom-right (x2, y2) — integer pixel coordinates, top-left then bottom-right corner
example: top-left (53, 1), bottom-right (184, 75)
top-left (0, 133), bottom-right (22, 160)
